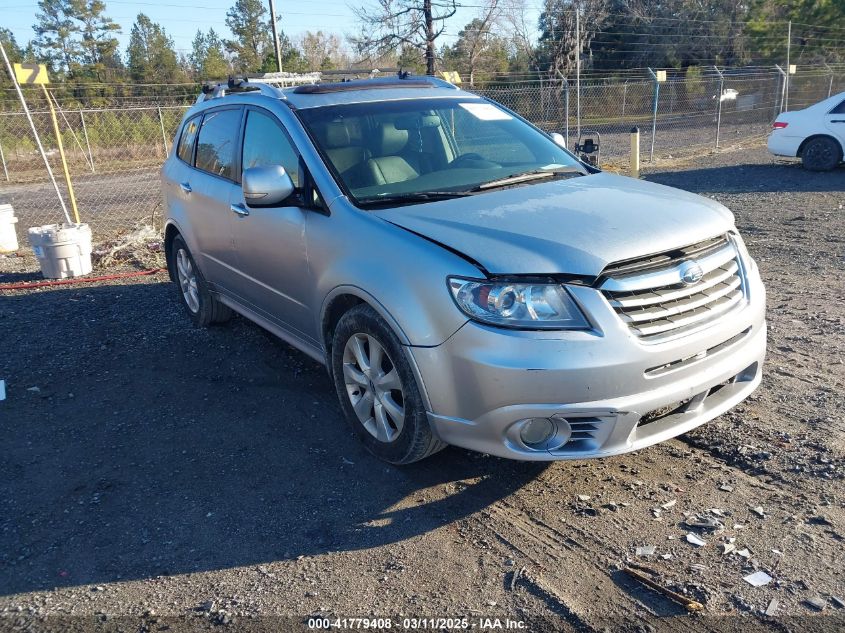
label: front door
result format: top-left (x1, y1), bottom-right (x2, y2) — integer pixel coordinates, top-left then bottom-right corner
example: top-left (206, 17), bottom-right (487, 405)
top-left (230, 107), bottom-right (316, 344)
top-left (824, 96), bottom-right (845, 147)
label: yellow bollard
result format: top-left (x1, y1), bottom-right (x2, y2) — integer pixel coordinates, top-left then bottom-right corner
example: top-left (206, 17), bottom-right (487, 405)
top-left (630, 126), bottom-right (640, 179)
top-left (42, 84), bottom-right (80, 224)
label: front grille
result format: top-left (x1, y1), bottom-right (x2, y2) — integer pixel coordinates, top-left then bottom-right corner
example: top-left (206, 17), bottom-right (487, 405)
top-left (600, 235), bottom-right (747, 340)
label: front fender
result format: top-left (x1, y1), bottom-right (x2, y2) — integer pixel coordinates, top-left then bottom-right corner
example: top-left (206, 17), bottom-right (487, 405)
top-left (309, 199), bottom-right (479, 348)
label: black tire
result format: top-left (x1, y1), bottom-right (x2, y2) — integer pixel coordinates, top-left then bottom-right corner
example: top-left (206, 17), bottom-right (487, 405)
top-left (801, 136), bottom-right (841, 172)
top-left (331, 304), bottom-right (446, 465)
top-left (170, 234), bottom-right (232, 327)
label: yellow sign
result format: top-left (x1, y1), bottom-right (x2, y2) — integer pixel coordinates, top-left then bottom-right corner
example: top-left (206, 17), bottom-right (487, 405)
top-left (655, 70), bottom-right (667, 82)
top-left (439, 70), bottom-right (462, 85)
top-left (13, 63), bottom-right (50, 85)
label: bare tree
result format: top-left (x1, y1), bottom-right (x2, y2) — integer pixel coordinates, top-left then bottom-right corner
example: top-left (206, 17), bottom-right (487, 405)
top-left (454, 0), bottom-right (501, 86)
top-left (351, 0), bottom-right (458, 75)
top-left (501, 0), bottom-right (538, 71)
top-left (538, 0), bottom-right (611, 78)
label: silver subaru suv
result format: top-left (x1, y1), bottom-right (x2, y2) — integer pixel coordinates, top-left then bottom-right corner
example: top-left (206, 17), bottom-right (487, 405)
top-left (161, 76), bottom-right (766, 464)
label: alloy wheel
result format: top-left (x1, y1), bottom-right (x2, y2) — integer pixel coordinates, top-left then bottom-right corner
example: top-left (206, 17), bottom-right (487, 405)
top-left (342, 333), bottom-right (406, 442)
top-left (176, 248), bottom-right (200, 313)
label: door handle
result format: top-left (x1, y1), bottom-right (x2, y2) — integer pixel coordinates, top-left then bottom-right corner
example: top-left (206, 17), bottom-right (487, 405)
top-left (179, 182), bottom-right (192, 194)
top-left (831, 120), bottom-right (845, 123)
top-left (230, 203), bottom-right (249, 217)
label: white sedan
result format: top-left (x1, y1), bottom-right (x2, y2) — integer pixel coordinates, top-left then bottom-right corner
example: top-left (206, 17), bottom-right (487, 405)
top-left (768, 91), bottom-right (845, 171)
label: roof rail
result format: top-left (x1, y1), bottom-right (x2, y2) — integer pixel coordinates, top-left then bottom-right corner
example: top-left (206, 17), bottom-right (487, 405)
top-left (196, 76), bottom-right (286, 103)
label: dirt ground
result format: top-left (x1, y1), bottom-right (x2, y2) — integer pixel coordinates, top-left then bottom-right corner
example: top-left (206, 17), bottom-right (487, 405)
top-left (1, 144), bottom-right (844, 632)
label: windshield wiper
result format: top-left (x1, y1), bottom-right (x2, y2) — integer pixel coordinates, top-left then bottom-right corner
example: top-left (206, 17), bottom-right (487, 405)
top-left (357, 191), bottom-right (475, 208)
top-left (471, 168), bottom-right (583, 191)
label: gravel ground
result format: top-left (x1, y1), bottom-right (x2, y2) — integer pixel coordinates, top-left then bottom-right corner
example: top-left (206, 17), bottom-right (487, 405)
top-left (1, 144), bottom-right (844, 632)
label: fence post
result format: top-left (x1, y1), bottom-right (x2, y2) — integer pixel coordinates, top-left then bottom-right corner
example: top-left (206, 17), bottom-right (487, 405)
top-left (157, 105), bottom-right (169, 158)
top-left (79, 110), bottom-right (95, 173)
top-left (714, 66), bottom-right (724, 150)
top-left (647, 68), bottom-right (660, 162)
top-left (621, 80), bottom-right (628, 120)
top-left (775, 65), bottom-right (787, 113)
top-left (0, 136), bottom-right (8, 182)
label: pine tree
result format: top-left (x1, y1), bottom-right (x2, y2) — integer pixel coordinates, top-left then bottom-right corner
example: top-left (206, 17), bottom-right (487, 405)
top-left (191, 28), bottom-right (230, 80)
top-left (126, 13), bottom-right (182, 83)
top-left (33, 0), bottom-right (81, 75)
top-left (225, 0), bottom-right (272, 73)
top-left (0, 28), bottom-right (25, 64)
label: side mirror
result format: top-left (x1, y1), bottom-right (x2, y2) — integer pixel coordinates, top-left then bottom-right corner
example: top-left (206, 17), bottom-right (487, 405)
top-left (242, 165), bottom-right (295, 207)
top-left (550, 132), bottom-right (567, 148)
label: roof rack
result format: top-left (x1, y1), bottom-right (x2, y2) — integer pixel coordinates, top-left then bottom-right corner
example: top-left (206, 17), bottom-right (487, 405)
top-left (197, 76), bottom-right (283, 103)
top-left (292, 75), bottom-right (457, 94)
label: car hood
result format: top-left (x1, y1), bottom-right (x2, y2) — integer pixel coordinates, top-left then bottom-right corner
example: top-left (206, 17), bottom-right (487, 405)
top-left (373, 172), bottom-right (735, 278)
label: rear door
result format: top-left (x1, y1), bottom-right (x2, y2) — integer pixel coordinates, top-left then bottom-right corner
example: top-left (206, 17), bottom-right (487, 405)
top-left (183, 106), bottom-right (243, 292)
top-left (824, 96), bottom-right (845, 148)
top-left (229, 106), bottom-right (316, 343)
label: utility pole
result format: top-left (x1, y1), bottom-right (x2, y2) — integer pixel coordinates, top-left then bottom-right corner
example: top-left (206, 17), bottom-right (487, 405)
top-left (424, 0), bottom-right (435, 75)
top-left (784, 20), bottom-right (791, 111)
top-left (575, 6), bottom-right (581, 140)
top-left (268, 0), bottom-right (283, 72)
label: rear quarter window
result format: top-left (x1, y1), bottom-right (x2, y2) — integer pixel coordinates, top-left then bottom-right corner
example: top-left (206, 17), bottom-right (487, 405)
top-left (830, 99), bottom-right (845, 114)
top-left (176, 115), bottom-right (200, 163)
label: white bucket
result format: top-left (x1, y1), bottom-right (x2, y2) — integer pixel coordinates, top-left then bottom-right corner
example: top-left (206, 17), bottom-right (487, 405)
top-left (0, 204), bottom-right (19, 253)
top-left (28, 223), bottom-right (93, 279)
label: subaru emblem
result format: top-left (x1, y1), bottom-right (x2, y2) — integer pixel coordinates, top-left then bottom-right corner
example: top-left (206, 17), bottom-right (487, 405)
top-left (679, 260), bottom-right (704, 286)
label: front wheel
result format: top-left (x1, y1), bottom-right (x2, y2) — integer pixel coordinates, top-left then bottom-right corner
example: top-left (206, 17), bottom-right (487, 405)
top-left (331, 304), bottom-right (445, 464)
top-left (801, 137), bottom-right (841, 172)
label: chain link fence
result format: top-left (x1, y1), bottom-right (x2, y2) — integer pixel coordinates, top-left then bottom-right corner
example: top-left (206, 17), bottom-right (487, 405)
top-left (0, 66), bottom-right (843, 243)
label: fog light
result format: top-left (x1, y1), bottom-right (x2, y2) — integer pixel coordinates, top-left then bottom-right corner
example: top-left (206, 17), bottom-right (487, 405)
top-left (519, 417), bottom-right (556, 448)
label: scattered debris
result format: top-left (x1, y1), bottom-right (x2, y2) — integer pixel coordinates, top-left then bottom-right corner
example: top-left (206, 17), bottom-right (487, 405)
top-left (805, 597), bottom-right (827, 611)
top-left (751, 506), bottom-right (766, 518)
top-left (831, 596), bottom-right (845, 609)
top-left (690, 563), bottom-right (707, 573)
top-left (743, 571), bottom-right (773, 587)
top-left (719, 484), bottom-right (734, 492)
top-left (721, 543), bottom-right (736, 555)
top-left (341, 457), bottom-right (354, 465)
top-left (27, 386), bottom-right (40, 392)
top-left (577, 495), bottom-right (591, 502)
top-left (765, 598), bottom-right (779, 616)
top-left (736, 548), bottom-right (752, 559)
top-left (623, 567), bottom-right (704, 612)
top-left (685, 516), bottom-right (722, 530)
top-left (661, 499), bottom-right (677, 510)
top-left (686, 533), bottom-right (707, 547)
top-left (636, 545), bottom-right (656, 557)
top-left (660, 554), bottom-right (673, 560)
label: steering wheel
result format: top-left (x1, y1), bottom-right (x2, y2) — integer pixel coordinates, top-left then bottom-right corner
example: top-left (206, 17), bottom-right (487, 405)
top-left (450, 153), bottom-right (499, 169)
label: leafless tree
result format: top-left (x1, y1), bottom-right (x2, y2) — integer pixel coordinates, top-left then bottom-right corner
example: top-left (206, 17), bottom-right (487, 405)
top-left (351, 0), bottom-right (458, 75)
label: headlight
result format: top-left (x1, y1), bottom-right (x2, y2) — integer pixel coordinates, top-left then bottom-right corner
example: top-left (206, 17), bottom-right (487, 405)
top-left (448, 277), bottom-right (590, 330)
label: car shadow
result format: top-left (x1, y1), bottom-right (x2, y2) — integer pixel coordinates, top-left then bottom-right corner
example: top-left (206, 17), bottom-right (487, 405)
top-left (646, 159), bottom-right (845, 194)
top-left (0, 281), bottom-right (549, 596)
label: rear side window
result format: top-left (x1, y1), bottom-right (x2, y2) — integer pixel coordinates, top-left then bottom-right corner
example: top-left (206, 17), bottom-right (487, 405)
top-left (177, 115), bottom-right (200, 163)
top-left (831, 99), bottom-right (845, 114)
top-left (195, 109), bottom-right (242, 180)
top-left (241, 110), bottom-right (300, 186)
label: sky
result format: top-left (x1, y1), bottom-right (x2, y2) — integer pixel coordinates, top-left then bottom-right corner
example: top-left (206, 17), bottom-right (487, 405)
top-left (5, 0), bottom-right (543, 61)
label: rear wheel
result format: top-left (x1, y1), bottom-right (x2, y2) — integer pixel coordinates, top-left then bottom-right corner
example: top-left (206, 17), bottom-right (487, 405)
top-left (331, 304), bottom-right (445, 464)
top-left (170, 234), bottom-right (231, 327)
top-left (801, 136), bottom-right (841, 172)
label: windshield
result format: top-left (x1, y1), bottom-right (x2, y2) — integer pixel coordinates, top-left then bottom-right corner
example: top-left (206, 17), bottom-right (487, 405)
top-left (296, 98), bottom-right (587, 206)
